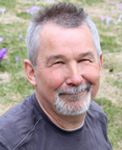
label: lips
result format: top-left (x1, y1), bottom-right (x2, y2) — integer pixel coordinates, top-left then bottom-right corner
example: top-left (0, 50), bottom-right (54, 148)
top-left (57, 83), bottom-right (92, 94)
top-left (59, 90), bottom-right (87, 102)
top-left (59, 90), bottom-right (84, 97)
top-left (56, 83), bottom-right (92, 102)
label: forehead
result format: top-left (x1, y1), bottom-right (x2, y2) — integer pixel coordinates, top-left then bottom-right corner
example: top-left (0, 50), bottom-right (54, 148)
top-left (41, 22), bottom-right (94, 42)
top-left (38, 23), bottom-right (96, 58)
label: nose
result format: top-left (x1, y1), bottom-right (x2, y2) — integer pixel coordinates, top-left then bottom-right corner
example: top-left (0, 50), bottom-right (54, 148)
top-left (65, 63), bottom-right (83, 86)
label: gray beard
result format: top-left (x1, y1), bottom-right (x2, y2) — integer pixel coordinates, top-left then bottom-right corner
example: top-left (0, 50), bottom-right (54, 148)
top-left (55, 83), bottom-right (92, 116)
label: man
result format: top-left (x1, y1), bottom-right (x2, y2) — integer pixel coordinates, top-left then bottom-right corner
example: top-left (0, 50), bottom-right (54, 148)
top-left (0, 2), bottom-right (112, 150)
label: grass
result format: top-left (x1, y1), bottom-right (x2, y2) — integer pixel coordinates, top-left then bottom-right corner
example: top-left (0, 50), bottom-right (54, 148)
top-left (0, 0), bottom-right (17, 9)
top-left (80, 0), bottom-right (104, 5)
top-left (16, 11), bottom-right (32, 20)
top-left (100, 35), bottom-right (120, 52)
top-left (95, 97), bottom-right (122, 149)
top-left (114, 80), bottom-right (122, 88)
top-left (0, 0), bottom-right (122, 150)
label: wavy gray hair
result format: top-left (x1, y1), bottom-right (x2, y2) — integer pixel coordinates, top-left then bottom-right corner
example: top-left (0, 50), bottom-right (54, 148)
top-left (25, 2), bottom-right (102, 68)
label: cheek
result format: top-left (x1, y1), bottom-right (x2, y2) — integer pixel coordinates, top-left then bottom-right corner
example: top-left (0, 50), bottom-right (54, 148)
top-left (82, 65), bottom-right (101, 100)
top-left (91, 79), bottom-right (100, 100)
top-left (46, 70), bottom-right (64, 89)
top-left (85, 71), bottom-right (100, 96)
top-left (82, 64), bottom-right (101, 83)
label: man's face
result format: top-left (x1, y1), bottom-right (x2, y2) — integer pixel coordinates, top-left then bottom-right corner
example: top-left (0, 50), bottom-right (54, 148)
top-left (34, 23), bottom-right (102, 116)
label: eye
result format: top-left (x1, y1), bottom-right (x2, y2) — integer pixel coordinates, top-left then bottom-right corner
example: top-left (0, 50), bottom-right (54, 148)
top-left (53, 61), bottom-right (64, 65)
top-left (78, 59), bottom-right (90, 62)
top-left (82, 59), bottom-right (90, 61)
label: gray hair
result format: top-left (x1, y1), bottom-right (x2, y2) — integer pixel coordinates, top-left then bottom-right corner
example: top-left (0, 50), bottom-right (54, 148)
top-left (25, 2), bottom-right (102, 68)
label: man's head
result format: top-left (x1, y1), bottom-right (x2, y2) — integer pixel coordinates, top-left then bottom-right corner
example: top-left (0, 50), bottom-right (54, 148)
top-left (25, 2), bottom-right (102, 68)
top-left (24, 2), bottom-right (102, 117)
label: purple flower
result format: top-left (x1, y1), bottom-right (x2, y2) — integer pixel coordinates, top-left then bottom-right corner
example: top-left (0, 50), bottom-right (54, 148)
top-left (0, 48), bottom-right (8, 61)
top-left (26, 8), bottom-right (31, 14)
top-left (118, 4), bottom-right (122, 9)
top-left (100, 16), bottom-right (105, 21)
top-left (26, 5), bottom-right (40, 15)
top-left (49, 0), bottom-right (53, 3)
top-left (15, 56), bottom-right (19, 62)
top-left (26, 8), bottom-right (31, 13)
top-left (119, 14), bottom-right (122, 19)
top-left (31, 5), bottom-right (40, 10)
top-left (19, 34), bottom-right (23, 39)
top-left (106, 17), bottom-right (112, 24)
top-left (0, 37), bottom-right (3, 42)
top-left (0, 7), bottom-right (6, 13)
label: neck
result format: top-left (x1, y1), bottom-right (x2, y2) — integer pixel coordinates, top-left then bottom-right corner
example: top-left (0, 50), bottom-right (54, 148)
top-left (35, 92), bottom-right (86, 130)
top-left (49, 112), bottom-right (86, 130)
top-left (39, 102), bottom-right (86, 130)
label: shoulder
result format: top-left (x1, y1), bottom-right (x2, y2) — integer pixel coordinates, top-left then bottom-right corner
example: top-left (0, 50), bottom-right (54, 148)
top-left (90, 101), bottom-right (105, 114)
top-left (0, 93), bottom-right (43, 150)
top-left (0, 93), bottom-right (38, 126)
top-left (87, 101), bottom-right (108, 124)
top-left (85, 101), bottom-right (112, 148)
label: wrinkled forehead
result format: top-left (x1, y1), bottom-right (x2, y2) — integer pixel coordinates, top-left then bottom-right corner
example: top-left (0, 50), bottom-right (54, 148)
top-left (39, 22), bottom-right (94, 47)
top-left (37, 23), bottom-right (97, 61)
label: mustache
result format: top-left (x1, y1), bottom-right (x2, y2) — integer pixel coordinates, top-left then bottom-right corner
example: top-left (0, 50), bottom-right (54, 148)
top-left (56, 82), bottom-right (92, 95)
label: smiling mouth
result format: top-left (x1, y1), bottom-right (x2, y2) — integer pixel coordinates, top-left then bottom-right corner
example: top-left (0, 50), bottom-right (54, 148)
top-left (59, 91), bottom-right (85, 97)
top-left (56, 83), bottom-right (92, 101)
top-left (58, 90), bottom-right (87, 102)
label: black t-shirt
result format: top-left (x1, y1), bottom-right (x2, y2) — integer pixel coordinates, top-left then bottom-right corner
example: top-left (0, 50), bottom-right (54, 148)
top-left (0, 93), bottom-right (112, 150)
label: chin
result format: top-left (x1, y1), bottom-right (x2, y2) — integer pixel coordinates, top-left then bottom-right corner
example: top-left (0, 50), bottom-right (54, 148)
top-left (55, 87), bottom-right (92, 116)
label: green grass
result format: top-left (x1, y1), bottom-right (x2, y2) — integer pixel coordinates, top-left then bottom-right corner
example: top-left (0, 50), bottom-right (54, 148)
top-left (113, 80), bottom-right (122, 89)
top-left (100, 35), bottom-right (120, 52)
top-left (95, 98), bottom-right (122, 149)
top-left (16, 11), bottom-right (32, 20)
top-left (79, 0), bottom-right (104, 4)
top-left (0, 20), bottom-right (34, 101)
top-left (0, 0), bottom-right (17, 9)
top-left (0, 0), bottom-right (122, 150)
top-left (64, 0), bottom-right (104, 5)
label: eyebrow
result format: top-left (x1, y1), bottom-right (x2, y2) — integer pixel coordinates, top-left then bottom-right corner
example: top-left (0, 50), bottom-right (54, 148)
top-left (46, 51), bottom-right (95, 64)
top-left (46, 54), bottom-right (66, 64)
top-left (78, 52), bottom-right (95, 60)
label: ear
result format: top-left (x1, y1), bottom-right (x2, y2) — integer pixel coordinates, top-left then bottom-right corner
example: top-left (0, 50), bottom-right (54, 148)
top-left (24, 59), bottom-right (37, 87)
top-left (99, 53), bottom-right (103, 77)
